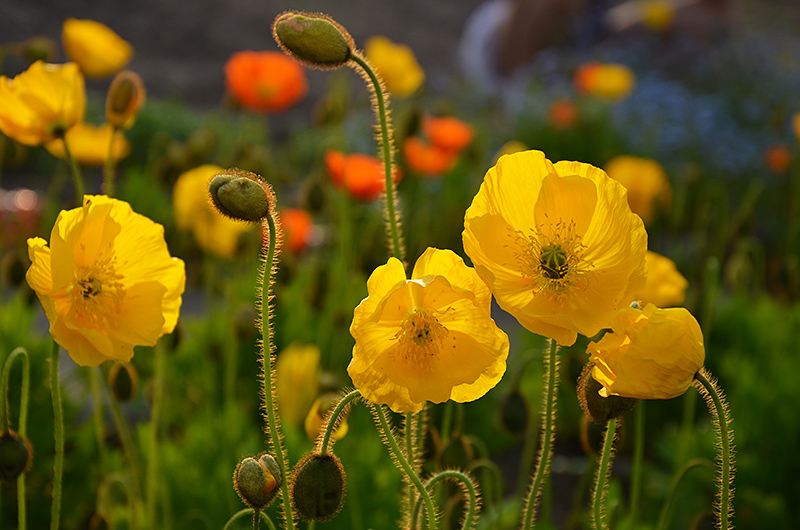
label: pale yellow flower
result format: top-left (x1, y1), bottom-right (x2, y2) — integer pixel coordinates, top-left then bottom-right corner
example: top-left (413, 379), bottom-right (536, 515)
top-left (587, 303), bottom-right (704, 399)
top-left (642, 0), bottom-right (676, 32)
top-left (348, 248), bottom-right (509, 413)
top-left (364, 36), bottom-right (425, 98)
top-left (0, 61), bottom-right (85, 146)
top-left (463, 150), bottom-right (648, 346)
top-left (574, 62), bottom-right (636, 102)
top-left (604, 155), bottom-right (671, 225)
top-left (637, 251), bottom-right (687, 307)
top-left (62, 18), bottom-right (133, 78)
top-left (276, 342), bottom-right (321, 427)
top-left (26, 195), bottom-right (185, 366)
top-left (44, 122), bottom-right (130, 166)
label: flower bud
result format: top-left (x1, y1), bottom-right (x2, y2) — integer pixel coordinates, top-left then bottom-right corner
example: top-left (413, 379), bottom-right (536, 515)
top-left (273, 11), bottom-right (353, 69)
top-left (208, 169), bottom-right (271, 223)
top-left (233, 453), bottom-right (282, 510)
top-left (108, 362), bottom-right (138, 402)
top-left (578, 362), bottom-right (637, 424)
top-left (20, 37), bottom-right (58, 63)
top-left (0, 430), bottom-right (33, 483)
top-left (106, 70), bottom-right (145, 129)
top-left (291, 452), bottom-right (346, 522)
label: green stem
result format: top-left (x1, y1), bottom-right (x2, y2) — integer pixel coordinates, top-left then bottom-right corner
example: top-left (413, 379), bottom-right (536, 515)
top-left (350, 53), bottom-right (404, 262)
top-left (319, 389), bottom-right (360, 456)
top-left (655, 458), bottom-right (714, 530)
top-left (49, 341), bottom-right (64, 530)
top-left (222, 509), bottom-right (277, 530)
top-left (59, 134), bottom-right (85, 204)
top-left (521, 338), bottom-right (560, 530)
top-left (411, 470), bottom-right (478, 530)
top-left (1, 348), bottom-right (30, 530)
top-left (260, 213), bottom-right (295, 529)
top-left (88, 368), bottom-right (109, 469)
top-left (591, 418), bottom-right (617, 530)
top-left (146, 342), bottom-right (166, 528)
top-left (693, 369), bottom-right (734, 530)
top-left (372, 404), bottom-right (436, 530)
top-left (628, 401), bottom-right (644, 525)
top-left (107, 375), bottom-right (143, 529)
top-left (405, 411), bottom-right (417, 524)
top-left (103, 126), bottom-right (119, 197)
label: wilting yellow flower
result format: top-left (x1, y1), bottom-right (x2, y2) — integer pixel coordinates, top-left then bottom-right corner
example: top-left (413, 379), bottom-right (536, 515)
top-left (637, 251), bottom-right (687, 307)
top-left (276, 343), bottom-right (321, 427)
top-left (348, 248), bottom-right (509, 413)
top-left (574, 62), bottom-right (635, 102)
top-left (463, 150), bottom-right (648, 346)
top-left (587, 303), bottom-right (704, 399)
top-left (62, 18), bottom-right (133, 78)
top-left (26, 195), bottom-right (185, 367)
top-left (173, 165), bottom-right (253, 259)
top-left (305, 393), bottom-right (349, 443)
top-left (364, 36), bottom-right (425, 98)
top-left (604, 155), bottom-right (671, 225)
top-left (0, 61), bottom-right (85, 146)
top-left (44, 122), bottom-right (131, 166)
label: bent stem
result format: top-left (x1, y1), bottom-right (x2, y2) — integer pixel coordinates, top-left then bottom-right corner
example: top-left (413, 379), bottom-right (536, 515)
top-left (372, 404), bottom-right (436, 530)
top-left (49, 341), bottom-right (64, 530)
top-left (591, 418), bottom-right (618, 530)
top-left (412, 470), bottom-right (479, 530)
top-left (655, 458), bottom-right (714, 530)
top-left (521, 338), bottom-right (560, 530)
top-left (260, 213), bottom-right (295, 529)
top-left (693, 368), bottom-right (735, 530)
top-left (319, 389), bottom-right (361, 456)
top-left (59, 134), bottom-right (85, 203)
top-left (1, 347), bottom-right (31, 530)
top-left (222, 508), bottom-right (277, 530)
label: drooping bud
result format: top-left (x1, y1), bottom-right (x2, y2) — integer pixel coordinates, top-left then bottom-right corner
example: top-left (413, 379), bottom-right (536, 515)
top-left (0, 430), bottom-right (33, 483)
top-left (233, 453), bottom-right (282, 510)
top-left (578, 362), bottom-right (637, 424)
top-left (106, 70), bottom-right (146, 129)
top-left (208, 169), bottom-right (272, 223)
top-left (108, 362), bottom-right (139, 402)
top-left (273, 11), bottom-right (353, 69)
top-left (291, 452), bottom-right (346, 522)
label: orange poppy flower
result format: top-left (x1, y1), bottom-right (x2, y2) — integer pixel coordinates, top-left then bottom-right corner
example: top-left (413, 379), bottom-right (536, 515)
top-left (324, 149), bottom-right (402, 201)
top-left (225, 51), bottom-right (308, 112)
top-left (324, 149), bottom-right (346, 187)
top-left (423, 116), bottom-right (474, 153)
top-left (403, 137), bottom-right (456, 176)
top-left (765, 144), bottom-right (792, 174)
top-left (281, 208), bottom-right (313, 254)
top-left (548, 99), bottom-right (578, 129)
top-left (574, 62), bottom-right (635, 102)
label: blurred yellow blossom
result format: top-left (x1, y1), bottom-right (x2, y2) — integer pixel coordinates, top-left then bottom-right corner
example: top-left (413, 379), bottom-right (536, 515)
top-left (276, 343), bottom-right (321, 427)
top-left (642, 0), bottom-right (676, 32)
top-left (173, 165), bottom-right (254, 259)
top-left (348, 248), bottom-right (509, 413)
top-left (44, 122), bottom-right (130, 166)
top-left (637, 251), bottom-right (688, 307)
top-left (26, 195), bottom-right (185, 367)
top-left (492, 140), bottom-right (528, 165)
top-left (587, 303), bottom-right (704, 399)
top-left (604, 154), bottom-right (671, 225)
top-left (364, 36), bottom-right (425, 98)
top-left (574, 62), bottom-right (635, 102)
top-left (62, 18), bottom-right (133, 78)
top-left (304, 393), bottom-right (349, 443)
top-left (463, 150), bottom-right (648, 346)
top-left (793, 112), bottom-right (800, 144)
top-left (0, 61), bottom-right (85, 146)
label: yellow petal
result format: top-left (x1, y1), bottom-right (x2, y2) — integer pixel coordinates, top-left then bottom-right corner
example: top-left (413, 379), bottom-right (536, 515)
top-left (62, 18), bottom-right (133, 78)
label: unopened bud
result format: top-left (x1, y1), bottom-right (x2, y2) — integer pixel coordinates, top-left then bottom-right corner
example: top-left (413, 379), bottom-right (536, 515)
top-left (106, 70), bottom-right (146, 129)
top-left (578, 362), bottom-right (637, 424)
top-left (0, 430), bottom-right (33, 483)
top-left (19, 37), bottom-right (58, 63)
top-left (291, 452), bottom-right (346, 522)
top-left (109, 362), bottom-right (138, 402)
top-left (209, 169), bottom-right (271, 223)
top-left (233, 453), bottom-right (282, 510)
top-left (273, 11), bottom-right (353, 69)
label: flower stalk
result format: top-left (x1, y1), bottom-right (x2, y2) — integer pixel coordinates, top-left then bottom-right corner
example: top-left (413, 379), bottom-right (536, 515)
top-left (59, 133), bottom-right (85, 203)
top-left (49, 341), bottom-right (64, 530)
top-left (411, 470), bottom-right (479, 530)
top-left (591, 417), bottom-right (618, 530)
top-left (1, 347), bottom-right (31, 530)
top-left (103, 126), bottom-right (120, 196)
top-left (319, 389), bottom-right (361, 456)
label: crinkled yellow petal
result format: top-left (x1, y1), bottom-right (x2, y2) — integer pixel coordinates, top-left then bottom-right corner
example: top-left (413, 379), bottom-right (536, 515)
top-left (412, 247), bottom-right (491, 312)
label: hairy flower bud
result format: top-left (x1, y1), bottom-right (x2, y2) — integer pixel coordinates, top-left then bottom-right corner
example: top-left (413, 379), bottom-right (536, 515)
top-left (208, 169), bottom-right (271, 223)
top-left (291, 452), bottom-right (346, 522)
top-left (106, 70), bottom-right (145, 129)
top-left (0, 430), bottom-right (33, 483)
top-left (578, 362), bottom-right (637, 423)
top-left (273, 11), bottom-right (353, 69)
top-left (233, 453), bottom-right (282, 510)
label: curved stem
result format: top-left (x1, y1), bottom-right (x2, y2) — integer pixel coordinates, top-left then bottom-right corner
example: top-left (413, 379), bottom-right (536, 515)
top-left (319, 389), bottom-right (360, 456)
top-left (222, 508), bottom-right (277, 530)
top-left (107, 373), bottom-right (143, 529)
top-left (260, 213), bottom-right (295, 529)
top-left (591, 418), bottom-right (617, 530)
top-left (49, 341), bottom-right (64, 530)
top-left (693, 369), bottom-right (734, 530)
top-left (59, 134), bottom-right (85, 204)
top-left (1, 348), bottom-right (30, 530)
top-left (412, 470), bottom-right (478, 530)
top-left (521, 338), bottom-right (560, 530)
top-left (655, 458), bottom-right (714, 530)
top-left (372, 404), bottom-right (436, 530)
top-left (103, 126), bottom-right (119, 197)
top-left (350, 53), bottom-right (404, 262)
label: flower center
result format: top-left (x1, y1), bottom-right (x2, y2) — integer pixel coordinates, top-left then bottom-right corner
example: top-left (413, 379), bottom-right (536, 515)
top-left (394, 308), bottom-right (448, 368)
top-left (69, 253), bottom-right (124, 330)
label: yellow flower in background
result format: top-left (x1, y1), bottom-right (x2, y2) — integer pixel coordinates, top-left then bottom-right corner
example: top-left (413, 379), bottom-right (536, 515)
top-left (637, 251), bottom-right (687, 307)
top-left (0, 61), bottom-right (85, 146)
top-left (173, 165), bottom-right (254, 259)
top-left (348, 248), bottom-right (509, 413)
top-left (44, 122), bottom-right (131, 166)
top-left (26, 195), bottom-right (186, 367)
top-left (604, 154), bottom-right (671, 225)
top-left (574, 62), bottom-right (635, 102)
top-left (62, 18), bottom-right (133, 78)
top-left (364, 36), bottom-right (425, 98)
top-left (276, 342), bottom-right (321, 427)
top-left (305, 393), bottom-right (349, 443)
top-left (642, 0), bottom-right (676, 32)
top-left (587, 303), bottom-right (704, 399)
top-left (792, 112), bottom-right (800, 145)
top-left (492, 140), bottom-right (528, 165)
top-left (463, 150), bottom-right (648, 346)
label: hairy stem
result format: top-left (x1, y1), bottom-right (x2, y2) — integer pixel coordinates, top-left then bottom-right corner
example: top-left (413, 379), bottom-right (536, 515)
top-left (49, 342), bottom-right (63, 530)
top-left (591, 418), bottom-right (617, 530)
top-left (319, 389), bottom-right (361, 456)
top-left (59, 134), bottom-right (85, 204)
top-left (412, 470), bottom-right (479, 530)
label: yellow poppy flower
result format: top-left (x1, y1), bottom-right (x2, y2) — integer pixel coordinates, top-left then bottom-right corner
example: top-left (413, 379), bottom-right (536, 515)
top-left (62, 18), bottom-right (133, 78)
top-left (637, 251), bottom-right (687, 307)
top-left (574, 62), bottom-right (635, 102)
top-left (26, 195), bottom-right (186, 367)
top-left (44, 122), bottom-right (131, 166)
top-left (364, 36), bottom-right (425, 98)
top-left (604, 154), bottom-right (672, 226)
top-left (0, 61), bottom-right (85, 146)
top-left (642, 0), bottom-right (676, 32)
top-left (173, 165), bottom-right (254, 259)
top-left (276, 342), bottom-right (321, 427)
top-left (348, 248), bottom-right (509, 413)
top-left (463, 150), bottom-right (648, 346)
top-left (587, 303), bottom-right (704, 399)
